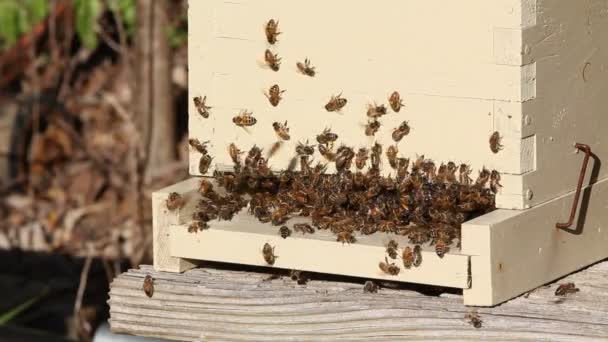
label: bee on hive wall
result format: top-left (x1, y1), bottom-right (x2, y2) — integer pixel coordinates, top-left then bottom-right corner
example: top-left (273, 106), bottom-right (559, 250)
top-left (389, 91), bottom-right (404, 112)
top-left (324, 93), bottom-right (347, 112)
top-left (232, 110), bottom-right (257, 127)
top-left (413, 245), bottom-right (423, 267)
top-left (379, 256), bottom-right (400, 275)
top-left (316, 128), bottom-right (339, 146)
top-left (188, 221), bottom-right (208, 233)
top-left (386, 145), bottom-right (399, 169)
top-left (198, 154), bottom-right (213, 174)
top-left (143, 275), bottom-right (155, 298)
top-left (392, 121), bottom-right (411, 142)
top-left (188, 138), bottom-right (209, 155)
top-left (336, 230), bottom-right (356, 244)
top-left (267, 141), bottom-right (283, 159)
top-left (402, 246), bottom-right (414, 269)
top-left (262, 243), bottom-right (277, 265)
top-left (355, 148), bottom-right (369, 170)
top-left (296, 58), bottom-right (316, 77)
top-left (434, 238), bottom-right (449, 258)
top-left (279, 225), bottom-right (292, 239)
top-left (318, 144), bottom-right (337, 162)
top-left (365, 119), bottom-right (381, 136)
top-left (266, 84), bottom-right (285, 107)
top-left (228, 143), bottom-right (243, 165)
top-left (272, 121), bottom-right (290, 141)
top-left (166, 192), bottom-right (184, 211)
top-left (489, 131), bottom-right (503, 153)
top-left (490, 170), bottom-right (502, 194)
top-left (459, 163), bottom-right (473, 185)
top-left (386, 240), bottom-right (399, 259)
top-left (264, 49), bottom-right (282, 71)
top-left (193, 95), bottom-right (211, 118)
top-left (265, 19), bottom-right (281, 44)
top-left (367, 103), bottom-right (387, 119)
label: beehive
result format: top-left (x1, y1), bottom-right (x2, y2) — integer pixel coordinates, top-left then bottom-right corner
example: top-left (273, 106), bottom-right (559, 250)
top-left (153, 0), bottom-right (608, 306)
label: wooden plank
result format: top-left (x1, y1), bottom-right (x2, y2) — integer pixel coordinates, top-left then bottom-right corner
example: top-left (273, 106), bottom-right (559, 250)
top-left (168, 214), bottom-right (470, 288)
top-left (462, 177), bottom-right (608, 306)
top-left (109, 263), bottom-right (608, 341)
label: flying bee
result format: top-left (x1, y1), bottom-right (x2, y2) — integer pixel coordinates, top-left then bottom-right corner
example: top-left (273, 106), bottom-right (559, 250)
top-left (489, 131), bottom-right (503, 153)
top-left (262, 243), bottom-right (277, 265)
top-left (296, 140), bottom-right (315, 156)
top-left (386, 145), bottom-right (399, 169)
top-left (324, 93), bottom-right (347, 112)
top-left (316, 128), bottom-right (338, 145)
top-left (265, 84), bottom-right (285, 107)
top-left (465, 311), bottom-right (483, 329)
top-left (392, 121), bottom-right (411, 142)
top-left (435, 238), bottom-right (449, 258)
top-left (336, 231), bottom-right (356, 244)
top-left (379, 256), bottom-right (400, 275)
top-left (413, 245), bottom-right (423, 267)
top-left (389, 91), bottom-right (404, 112)
top-left (355, 148), bottom-right (369, 170)
top-left (265, 19), bottom-right (281, 44)
top-left (294, 223), bottom-right (315, 234)
top-left (318, 144), bottom-right (336, 161)
top-left (279, 225), bottom-right (292, 239)
top-left (188, 138), bottom-right (209, 155)
top-left (193, 95), bottom-right (211, 118)
top-left (296, 58), bottom-right (316, 77)
top-left (267, 141), bottom-right (283, 159)
top-left (490, 170), bottom-right (502, 194)
top-left (370, 143), bottom-right (382, 170)
top-left (363, 280), bottom-right (378, 293)
top-left (366, 103), bottom-right (387, 118)
top-left (386, 240), bottom-right (399, 259)
top-left (143, 275), bottom-right (155, 298)
top-left (166, 192), bottom-right (184, 211)
top-left (232, 110), bottom-right (257, 127)
top-left (402, 246), bottom-right (414, 269)
top-left (364, 119), bottom-right (381, 136)
top-left (228, 143), bottom-right (243, 165)
top-left (264, 49), bottom-right (281, 71)
top-left (199, 154), bottom-right (213, 174)
top-left (272, 121), bottom-right (290, 140)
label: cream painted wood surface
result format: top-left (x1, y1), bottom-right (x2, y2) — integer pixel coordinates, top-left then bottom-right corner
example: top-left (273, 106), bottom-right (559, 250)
top-left (462, 177), bottom-right (608, 306)
top-left (109, 263), bottom-right (608, 341)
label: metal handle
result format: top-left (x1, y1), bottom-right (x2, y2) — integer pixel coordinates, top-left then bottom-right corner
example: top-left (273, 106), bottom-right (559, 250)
top-left (556, 143), bottom-right (592, 230)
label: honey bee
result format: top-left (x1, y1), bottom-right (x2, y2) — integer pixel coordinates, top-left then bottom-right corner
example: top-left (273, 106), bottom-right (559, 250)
top-left (318, 144), bottom-right (337, 161)
top-left (336, 231), bottom-right (356, 244)
top-left (335, 146), bottom-right (355, 172)
top-left (198, 179), bottom-right (214, 196)
top-left (388, 91), bottom-right (404, 113)
top-left (465, 311), bottom-right (483, 329)
top-left (294, 223), bottom-right (315, 234)
top-left (296, 141), bottom-right (315, 156)
top-left (475, 168), bottom-right (491, 188)
top-left (490, 170), bottom-right (502, 194)
top-left (363, 280), bottom-right (378, 293)
top-left (413, 244), bottom-right (423, 267)
top-left (245, 145), bottom-right (263, 167)
top-left (228, 143), bottom-right (243, 165)
top-left (166, 192), bottom-right (184, 211)
top-left (188, 221), bottom-right (209, 233)
top-left (355, 148), bottom-right (369, 170)
top-left (143, 275), bottom-right (155, 298)
top-left (265, 19), bottom-right (281, 44)
top-left (386, 240), bottom-right (399, 259)
top-left (188, 138), bottom-right (209, 154)
top-left (324, 93), bottom-right (347, 112)
top-left (489, 131), bottom-right (503, 153)
top-left (435, 238), bottom-right (449, 258)
top-left (370, 143), bottom-right (382, 170)
top-left (364, 119), bottom-right (381, 136)
top-left (267, 141), bottom-right (283, 159)
top-left (265, 84), bottom-right (285, 107)
top-left (316, 128), bottom-right (339, 145)
top-left (396, 157), bottom-right (410, 181)
top-left (459, 164), bottom-right (473, 185)
top-left (296, 58), bottom-right (316, 77)
top-left (289, 270), bottom-right (309, 285)
top-left (402, 246), bottom-right (414, 269)
top-left (232, 110), bottom-right (257, 127)
top-left (199, 154), bottom-right (213, 174)
top-left (379, 256), bottom-right (400, 275)
top-left (366, 103), bottom-right (387, 119)
top-left (272, 121), bottom-right (290, 140)
top-left (193, 95), bottom-right (211, 118)
top-left (264, 49), bottom-right (281, 71)
top-left (262, 242), bottom-right (277, 265)
top-left (386, 145), bottom-right (399, 169)
top-left (555, 282), bottom-right (580, 297)
top-left (279, 225), bottom-right (292, 239)
top-left (392, 121), bottom-right (411, 142)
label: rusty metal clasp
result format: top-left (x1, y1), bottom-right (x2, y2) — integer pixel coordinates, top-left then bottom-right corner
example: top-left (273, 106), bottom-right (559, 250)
top-left (556, 143), bottom-right (592, 230)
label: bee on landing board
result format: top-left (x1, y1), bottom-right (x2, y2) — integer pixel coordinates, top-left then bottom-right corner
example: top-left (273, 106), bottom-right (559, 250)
top-left (370, 143), bottom-right (382, 170)
top-left (264, 49), bottom-right (282, 71)
top-left (318, 143), bottom-right (337, 162)
top-left (389, 91), bottom-right (404, 112)
top-left (435, 238), bottom-right (449, 258)
top-left (262, 243), bottom-right (277, 265)
top-left (392, 121), bottom-right (411, 142)
top-left (363, 280), bottom-right (378, 293)
top-left (402, 246), bottom-right (414, 269)
top-left (489, 131), bottom-right (503, 153)
top-left (490, 170), bottom-right (502, 194)
top-left (193, 95), bottom-right (211, 118)
top-left (232, 110), bottom-right (257, 127)
top-left (413, 244), bottom-right (423, 267)
top-left (296, 58), bottom-right (316, 77)
top-left (295, 141), bottom-right (315, 156)
top-left (465, 311), bottom-right (483, 329)
top-left (228, 143), bottom-right (243, 165)
top-left (379, 256), bottom-right (400, 275)
top-left (294, 223), bottom-right (315, 234)
top-left (272, 121), bottom-right (290, 141)
top-left (266, 84), bottom-right (285, 107)
top-left (188, 138), bottom-right (209, 155)
top-left (166, 192), bottom-right (184, 211)
top-left (265, 19), bottom-right (281, 44)
top-left (325, 93), bottom-right (347, 112)
top-left (143, 275), bottom-right (155, 298)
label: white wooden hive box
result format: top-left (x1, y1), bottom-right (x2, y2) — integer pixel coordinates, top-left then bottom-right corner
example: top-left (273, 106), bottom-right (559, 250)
top-left (152, 0), bottom-right (608, 306)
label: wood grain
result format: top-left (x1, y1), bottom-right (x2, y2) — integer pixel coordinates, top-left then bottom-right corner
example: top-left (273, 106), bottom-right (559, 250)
top-left (110, 263), bottom-right (608, 341)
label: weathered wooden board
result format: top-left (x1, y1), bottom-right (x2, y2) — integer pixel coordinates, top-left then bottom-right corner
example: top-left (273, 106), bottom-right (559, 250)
top-left (109, 262), bottom-right (608, 341)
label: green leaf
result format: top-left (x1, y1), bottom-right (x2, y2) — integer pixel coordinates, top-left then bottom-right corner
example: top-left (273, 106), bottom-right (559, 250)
top-left (73, 0), bottom-right (102, 49)
top-left (0, 288), bottom-right (48, 326)
top-left (0, 1), bottom-right (22, 48)
top-left (24, 0), bottom-right (48, 24)
top-left (109, 0), bottom-right (135, 36)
